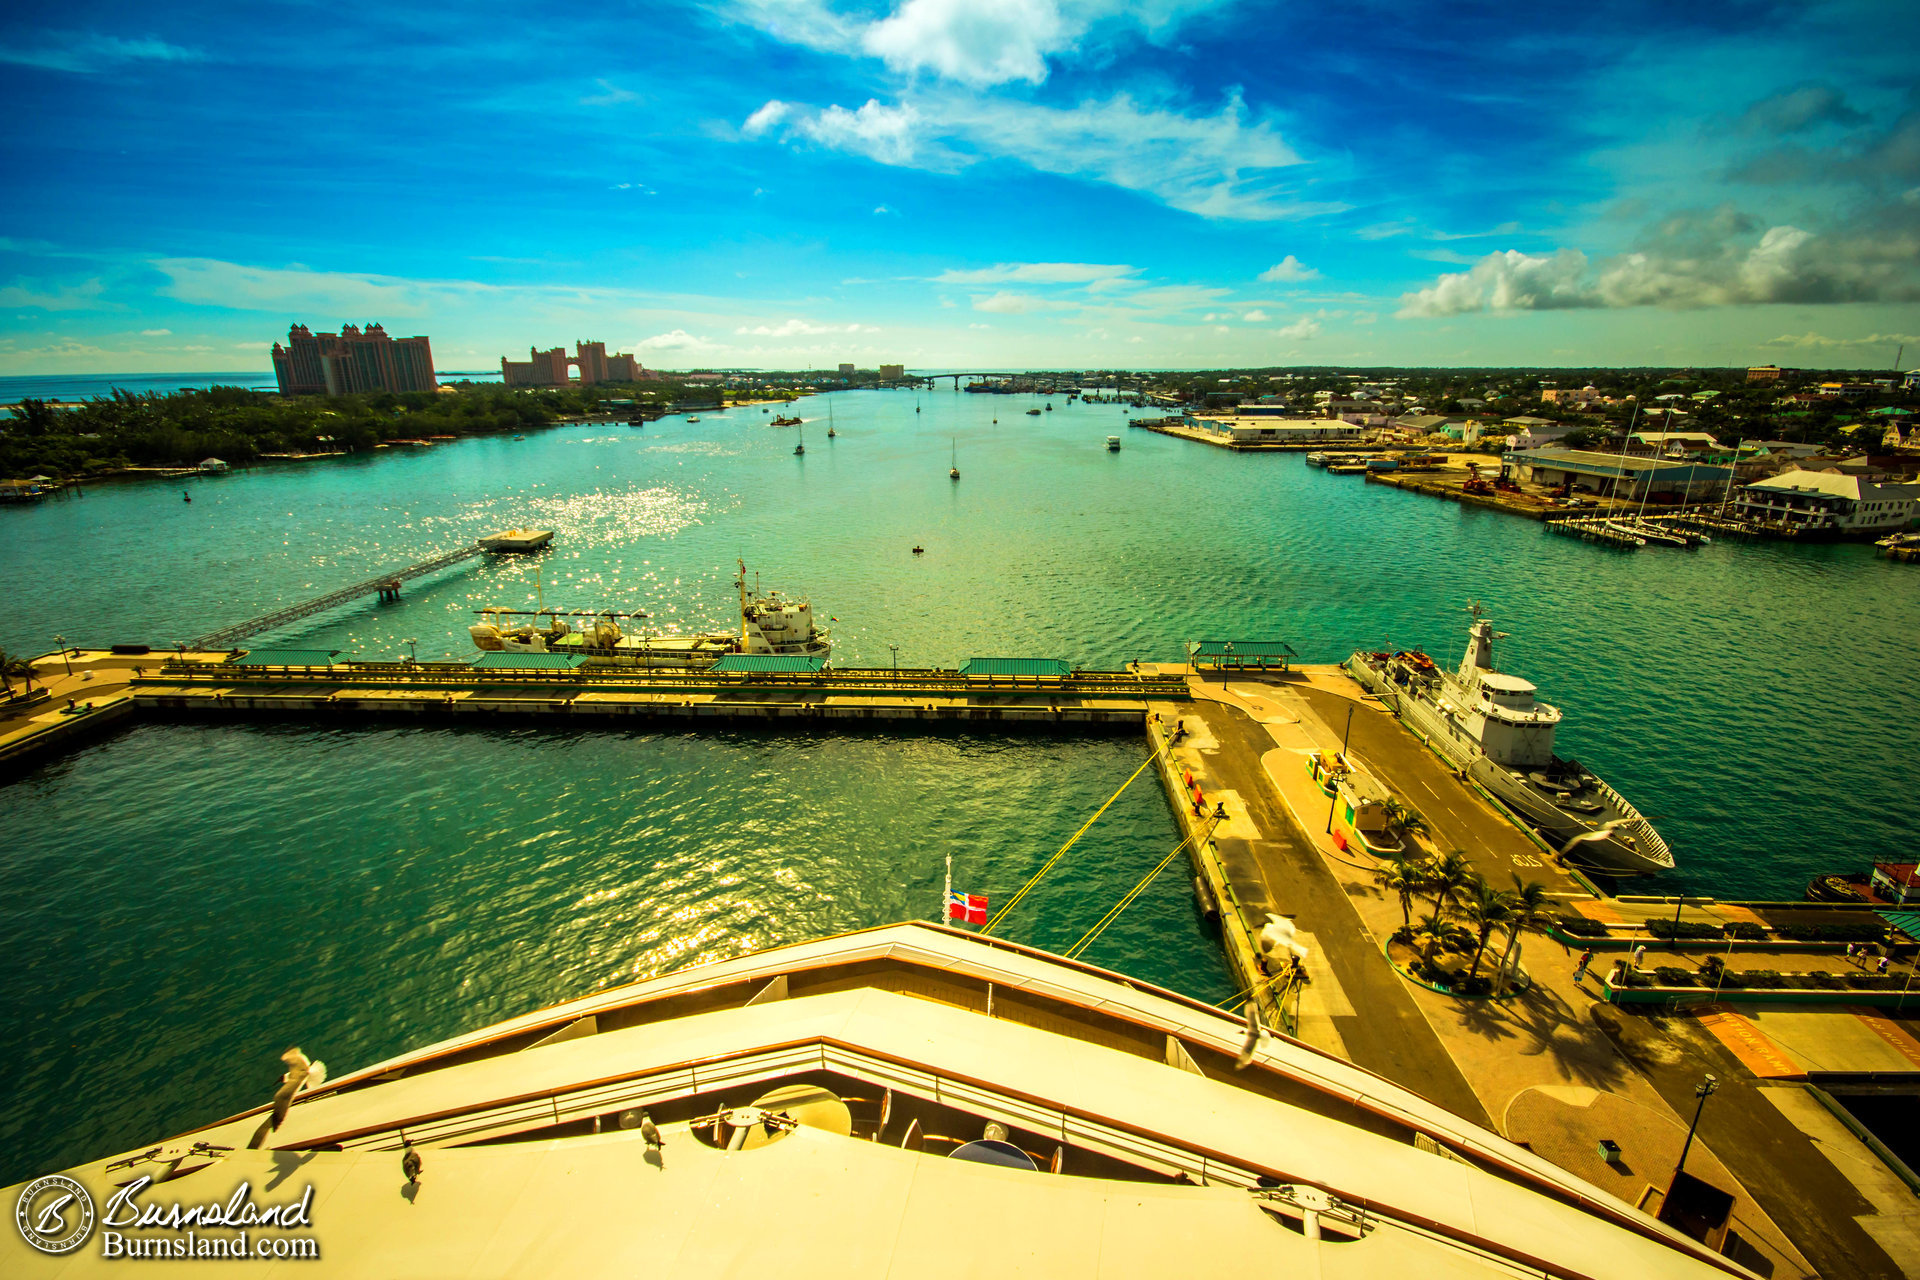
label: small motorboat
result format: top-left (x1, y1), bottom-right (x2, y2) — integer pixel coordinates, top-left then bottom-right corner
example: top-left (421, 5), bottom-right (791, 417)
top-left (687, 416), bottom-right (700, 422)
top-left (182, 491), bottom-right (191, 503)
top-left (1106, 436), bottom-right (1121, 452)
top-left (827, 427), bottom-right (836, 438)
top-left (911, 545), bottom-right (925, 555)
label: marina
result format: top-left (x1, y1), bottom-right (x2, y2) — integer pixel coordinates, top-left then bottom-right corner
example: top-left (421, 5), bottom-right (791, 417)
top-left (3, 391), bottom-right (1918, 1279)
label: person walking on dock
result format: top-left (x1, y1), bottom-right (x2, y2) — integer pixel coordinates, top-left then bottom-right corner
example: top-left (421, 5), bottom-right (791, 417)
top-left (1572, 948), bottom-right (1593, 983)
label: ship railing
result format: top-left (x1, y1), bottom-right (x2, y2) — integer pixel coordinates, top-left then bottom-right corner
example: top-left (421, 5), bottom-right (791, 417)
top-left (1588, 774), bottom-right (1675, 867)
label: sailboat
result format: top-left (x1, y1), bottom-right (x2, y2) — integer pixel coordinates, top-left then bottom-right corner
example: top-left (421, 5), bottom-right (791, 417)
top-left (827, 401), bottom-right (836, 439)
top-left (795, 423), bottom-right (805, 456)
top-left (949, 438), bottom-right (960, 481)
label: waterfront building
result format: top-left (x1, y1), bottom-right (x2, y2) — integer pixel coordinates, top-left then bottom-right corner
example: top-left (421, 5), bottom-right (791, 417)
top-left (1733, 468), bottom-right (1920, 536)
top-left (1190, 415), bottom-right (1364, 445)
top-left (500, 341), bottom-right (646, 387)
top-left (272, 323), bottom-right (437, 397)
top-left (1746, 365), bottom-right (1784, 382)
top-left (1631, 431), bottom-right (1721, 456)
top-left (1506, 448), bottom-right (1733, 501)
top-left (878, 363), bottom-right (905, 380)
top-left (838, 363), bottom-right (855, 376)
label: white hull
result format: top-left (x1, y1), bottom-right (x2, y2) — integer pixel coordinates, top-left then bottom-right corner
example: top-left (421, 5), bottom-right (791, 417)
top-left (1346, 649), bottom-right (1673, 875)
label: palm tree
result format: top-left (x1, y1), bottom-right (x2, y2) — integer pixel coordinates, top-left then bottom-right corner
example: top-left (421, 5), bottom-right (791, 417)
top-left (1495, 876), bottom-right (1556, 994)
top-left (1411, 911), bottom-right (1472, 980)
top-left (1424, 850), bottom-right (1474, 924)
top-left (1462, 878), bottom-right (1515, 979)
top-left (1382, 798), bottom-right (1429, 848)
top-left (1373, 856), bottom-right (1428, 935)
top-left (0, 651), bottom-right (36, 695)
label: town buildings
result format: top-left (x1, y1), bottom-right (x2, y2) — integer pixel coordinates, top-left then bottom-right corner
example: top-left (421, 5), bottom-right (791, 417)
top-left (1506, 448), bottom-right (1734, 501)
top-left (1733, 468), bottom-right (1920, 536)
top-left (877, 364), bottom-right (905, 381)
top-left (500, 341), bottom-right (646, 387)
top-left (272, 323), bottom-right (437, 396)
top-left (1746, 365), bottom-right (1784, 382)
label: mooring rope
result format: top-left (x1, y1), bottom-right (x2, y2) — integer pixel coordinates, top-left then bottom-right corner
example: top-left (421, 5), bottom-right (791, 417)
top-left (980, 744), bottom-right (1164, 936)
top-left (1065, 828), bottom-right (1201, 960)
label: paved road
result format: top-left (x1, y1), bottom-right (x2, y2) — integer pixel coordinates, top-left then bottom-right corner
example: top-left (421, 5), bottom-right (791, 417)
top-left (1187, 696), bottom-right (1492, 1127)
top-left (1595, 1005), bottom-right (1904, 1280)
top-left (1291, 683), bottom-right (1577, 894)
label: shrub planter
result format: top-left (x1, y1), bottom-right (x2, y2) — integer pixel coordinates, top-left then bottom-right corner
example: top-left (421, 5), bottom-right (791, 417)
top-left (1383, 937), bottom-right (1532, 1001)
top-left (1600, 979), bottom-right (1919, 1008)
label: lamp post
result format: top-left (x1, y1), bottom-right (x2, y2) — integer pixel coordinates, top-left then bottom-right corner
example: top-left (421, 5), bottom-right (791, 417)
top-left (888, 644), bottom-right (899, 682)
top-left (1325, 704), bottom-right (1355, 835)
top-left (1669, 884), bottom-right (1688, 953)
top-left (1670, 1073), bottom-right (1717, 1191)
top-left (53, 634), bottom-right (72, 678)
top-left (405, 637), bottom-right (418, 666)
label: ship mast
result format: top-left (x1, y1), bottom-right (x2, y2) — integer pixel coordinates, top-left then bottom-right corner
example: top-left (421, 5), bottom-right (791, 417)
top-left (737, 559), bottom-right (748, 647)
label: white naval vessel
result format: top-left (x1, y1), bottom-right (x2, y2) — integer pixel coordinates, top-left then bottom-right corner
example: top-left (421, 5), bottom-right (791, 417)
top-left (1346, 608), bottom-right (1674, 876)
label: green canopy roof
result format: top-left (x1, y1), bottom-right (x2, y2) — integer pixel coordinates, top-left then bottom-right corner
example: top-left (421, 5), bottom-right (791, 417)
top-left (1880, 910), bottom-right (1920, 941)
top-left (1190, 640), bottom-right (1297, 658)
top-left (471, 652), bottom-right (587, 670)
top-left (711, 653), bottom-right (824, 673)
top-left (957, 657), bottom-right (1072, 677)
top-left (230, 648), bottom-right (341, 666)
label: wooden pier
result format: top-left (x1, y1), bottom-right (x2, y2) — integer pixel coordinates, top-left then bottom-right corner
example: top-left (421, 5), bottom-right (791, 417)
top-left (186, 541), bottom-right (496, 650)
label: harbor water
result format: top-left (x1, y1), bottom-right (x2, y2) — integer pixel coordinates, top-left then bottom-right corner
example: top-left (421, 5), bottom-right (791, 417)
top-left (3, 387), bottom-right (1916, 1181)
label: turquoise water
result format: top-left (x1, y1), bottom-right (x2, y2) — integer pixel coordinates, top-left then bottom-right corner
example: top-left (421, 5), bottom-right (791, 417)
top-left (2, 388), bottom-right (1916, 1178)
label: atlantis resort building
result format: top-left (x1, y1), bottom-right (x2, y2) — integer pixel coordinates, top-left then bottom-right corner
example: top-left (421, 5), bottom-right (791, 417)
top-left (272, 323), bottom-right (438, 397)
top-left (500, 340), bottom-right (648, 387)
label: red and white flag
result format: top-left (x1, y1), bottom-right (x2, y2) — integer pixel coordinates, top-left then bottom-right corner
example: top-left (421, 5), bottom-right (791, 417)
top-left (946, 891), bottom-right (988, 925)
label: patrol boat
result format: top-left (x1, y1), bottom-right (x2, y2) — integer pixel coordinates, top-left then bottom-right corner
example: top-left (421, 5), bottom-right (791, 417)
top-left (1346, 608), bottom-right (1674, 875)
top-left (468, 562), bottom-right (830, 668)
top-left (2, 922), bottom-right (1747, 1277)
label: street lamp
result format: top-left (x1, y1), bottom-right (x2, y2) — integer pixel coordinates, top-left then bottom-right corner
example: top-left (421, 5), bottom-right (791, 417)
top-left (53, 634), bottom-right (72, 678)
top-left (1670, 1073), bottom-right (1718, 1191)
top-left (888, 644), bottom-right (899, 681)
top-left (405, 637), bottom-right (418, 666)
top-left (1324, 704), bottom-right (1355, 835)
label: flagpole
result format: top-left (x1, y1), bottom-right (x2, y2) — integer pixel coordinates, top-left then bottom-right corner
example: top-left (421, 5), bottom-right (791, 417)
top-left (942, 848), bottom-right (952, 924)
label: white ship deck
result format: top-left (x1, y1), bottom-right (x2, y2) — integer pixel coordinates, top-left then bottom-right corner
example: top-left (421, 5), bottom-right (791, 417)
top-left (3, 925), bottom-right (1746, 1277)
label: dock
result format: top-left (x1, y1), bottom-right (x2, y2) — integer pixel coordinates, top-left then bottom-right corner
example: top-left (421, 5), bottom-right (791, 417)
top-left (2, 642), bottom-right (1914, 1277)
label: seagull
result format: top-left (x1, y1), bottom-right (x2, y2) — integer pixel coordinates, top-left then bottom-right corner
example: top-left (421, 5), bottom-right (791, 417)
top-left (402, 1140), bottom-right (423, 1186)
top-left (1556, 818), bottom-right (1638, 857)
top-left (639, 1111), bottom-right (663, 1149)
top-left (268, 1047), bottom-right (315, 1132)
top-left (1233, 1001), bottom-right (1267, 1071)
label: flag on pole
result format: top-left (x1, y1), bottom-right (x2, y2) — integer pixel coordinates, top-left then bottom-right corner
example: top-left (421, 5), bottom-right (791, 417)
top-left (946, 891), bottom-right (988, 925)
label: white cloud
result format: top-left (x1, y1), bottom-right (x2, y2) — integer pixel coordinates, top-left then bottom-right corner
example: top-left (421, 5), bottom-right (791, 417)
top-left (1241, 309), bottom-right (1270, 322)
top-left (968, 322), bottom-right (993, 329)
top-left (971, 291), bottom-right (1071, 314)
top-left (1276, 318), bottom-right (1320, 340)
top-left (742, 100), bottom-right (791, 136)
top-left (0, 278), bottom-right (106, 311)
top-left (1401, 212), bottom-right (1920, 317)
top-left (581, 79), bottom-right (640, 107)
top-left (637, 330), bottom-right (703, 351)
top-left (873, 205), bottom-right (891, 214)
top-left (1258, 255), bottom-right (1318, 282)
top-left (0, 33), bottom-right (205, 74)
top-left (139, 327), bottom-right (171, 336)
top-left (1761, 330), bottom-right (1920, 349)
top-left (743, 89), bottom-right (1329, 222)
top-left (153, 258), bottom-right (441, 315)
top-left (934, 262), bottom-right (1137, 285)
top-left (232, 341), bottom-right (272, 350)
top-left (734, 319), bottom-right (876, 336)
top-left (732, 0), bottom-right (1225, 88)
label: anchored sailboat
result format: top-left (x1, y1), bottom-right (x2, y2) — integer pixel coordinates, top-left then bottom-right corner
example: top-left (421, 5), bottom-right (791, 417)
top-left (949, 438), bottom-right (960, 481)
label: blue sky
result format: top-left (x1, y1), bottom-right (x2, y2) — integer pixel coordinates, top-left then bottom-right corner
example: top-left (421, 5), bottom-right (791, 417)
top-left (1, 0), bottom-right (1916, 372)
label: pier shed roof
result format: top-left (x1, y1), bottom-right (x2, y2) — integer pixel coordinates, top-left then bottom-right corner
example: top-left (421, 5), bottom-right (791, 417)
top-left (958, 657), bottom-right (1073, 677)
top-left (471, 652), bottom-right (588, 670)
top-left (230, 648), bottom-right (341, 666)
top-left (711, 654), bottom-right (825, 673)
